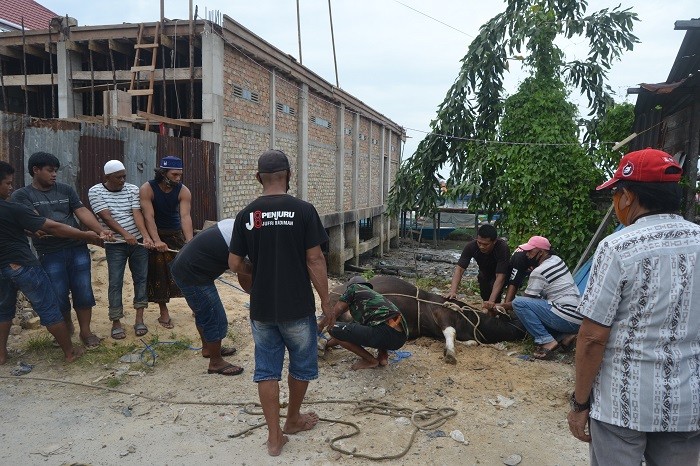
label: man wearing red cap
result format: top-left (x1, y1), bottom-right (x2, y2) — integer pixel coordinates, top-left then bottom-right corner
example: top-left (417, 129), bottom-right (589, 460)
top-left (140, 155), bottom-right (193, 330)
top-left (568, 148), bottom-right (700, 465)
top-left (500, 235), bottom-right (581, 360)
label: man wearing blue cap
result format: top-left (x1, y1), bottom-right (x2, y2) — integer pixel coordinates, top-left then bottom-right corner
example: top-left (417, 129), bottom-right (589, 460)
top-left (140, 155), bottom-right (193, 329)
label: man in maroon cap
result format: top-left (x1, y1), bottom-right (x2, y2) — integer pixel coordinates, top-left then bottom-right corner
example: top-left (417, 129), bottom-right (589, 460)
top-left (568, 148), bottom-right (700, 465)
top-left (140, 155), bottom-right (193, 330)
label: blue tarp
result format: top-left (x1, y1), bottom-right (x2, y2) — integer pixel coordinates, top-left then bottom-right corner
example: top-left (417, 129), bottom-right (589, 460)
top-left (573, 224), bottom-right (624, 294)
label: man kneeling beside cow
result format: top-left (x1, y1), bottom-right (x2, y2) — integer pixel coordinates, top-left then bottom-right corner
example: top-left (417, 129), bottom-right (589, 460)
top-left (321, 275), bottom-right (527, 366)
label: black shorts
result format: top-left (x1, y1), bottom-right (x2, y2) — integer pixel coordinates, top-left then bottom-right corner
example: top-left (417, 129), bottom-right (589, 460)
top-left (329, 321), bottom-right (406, 350)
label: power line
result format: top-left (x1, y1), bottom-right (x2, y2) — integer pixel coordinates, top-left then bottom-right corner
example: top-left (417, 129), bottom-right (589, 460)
top-left (391, 0), bottom-right (474, 38)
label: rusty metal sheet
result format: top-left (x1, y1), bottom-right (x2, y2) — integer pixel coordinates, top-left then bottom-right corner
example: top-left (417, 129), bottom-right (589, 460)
top-left (0, 113), bottom-right (27, 188)
top-left (77, 133), bottom-right (125, 207)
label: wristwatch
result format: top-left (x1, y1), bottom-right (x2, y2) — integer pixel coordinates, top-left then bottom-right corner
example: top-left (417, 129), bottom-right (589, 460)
top-left (570, 392), bottom-right (591, 412)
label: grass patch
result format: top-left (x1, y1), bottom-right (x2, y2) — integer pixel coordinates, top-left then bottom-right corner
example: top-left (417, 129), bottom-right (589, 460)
top-left (106, 377), bottom-right (122, 388)
top-left (78, 341), bottom-right (138, 367)
top-left (416, 276), bottom-right (450, 290)
top-left (25, 334), bottom-right (53, 351)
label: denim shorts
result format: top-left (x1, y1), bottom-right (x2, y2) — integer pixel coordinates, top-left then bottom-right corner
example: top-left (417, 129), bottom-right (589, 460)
top-left (250, 314), bottom-right (318, 383)
top-left (39, 245), bottom-right (96, 314)
top-left (173, 276), bottom-right (228, 343)
top-left (0, 264), bottom-right (63, 326)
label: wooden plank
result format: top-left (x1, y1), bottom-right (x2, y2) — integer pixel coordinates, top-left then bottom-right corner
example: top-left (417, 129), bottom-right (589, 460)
top-left (108, 39), bottom-right (133, 56)
top-left (88, 40), bottom-right (110, 55)
top-left (72, 68), bottom-right (201, 81)
top-left (137, 110), bottom-right (194, 127)
top-left (131, 65), bottom-right (155, 72)
top-left (0, 45), bottom-right (22, 59)
top-left (127, 89), bottom-right (153, 96)
top-left (134, 43), bottom-right (159, 49)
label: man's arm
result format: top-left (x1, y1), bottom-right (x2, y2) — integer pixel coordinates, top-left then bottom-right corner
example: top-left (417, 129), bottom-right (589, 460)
top-left (139, 183), bottom-right (164, 250)
top-left (446, 265), bottom-right (466, 299)
top-left (306, 245), bottom-right (331, 319)
top-left (132, 208), bottom-right (154, 248)
top-left (179, 186), bottom-right (194, 242)
top-left (319, 300), bottom-right (349, 332)
top-left (567, 318), bottom-right (611, 443)
top-left (74, 206), bottom-right (113, 240)
top-left (229, 253), bottom-right (253, 276)
top-left (486, 272), bottom-right (507, 306)
top-left (504, 284), bottom-right (518, 303)
top-left (40, 218), bottom-right (101, 245)
top-left (95, 209), bottom-right (139, 245)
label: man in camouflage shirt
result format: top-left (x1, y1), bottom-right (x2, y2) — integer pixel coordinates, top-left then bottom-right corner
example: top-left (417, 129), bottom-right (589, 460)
top-left (318, 276), bottom-right (407, 370)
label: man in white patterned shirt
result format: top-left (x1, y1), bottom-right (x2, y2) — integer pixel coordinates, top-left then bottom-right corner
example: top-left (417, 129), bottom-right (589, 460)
top-left (568, 148), bottom-right (700, 466)
top-left (88, 160), bottom-right (154, 340)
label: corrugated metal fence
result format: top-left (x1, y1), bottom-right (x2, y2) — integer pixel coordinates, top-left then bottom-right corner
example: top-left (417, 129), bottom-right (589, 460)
top-left (0, 112), bottom-right (218, 229)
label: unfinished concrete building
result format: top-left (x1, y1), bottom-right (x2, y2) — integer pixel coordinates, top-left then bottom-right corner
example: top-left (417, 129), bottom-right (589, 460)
top-left (0, 12), bottom-right (405, 274)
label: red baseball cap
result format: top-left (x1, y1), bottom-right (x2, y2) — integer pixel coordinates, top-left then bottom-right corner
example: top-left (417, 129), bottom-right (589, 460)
top-left (596, 148), bottom-right (682, 190)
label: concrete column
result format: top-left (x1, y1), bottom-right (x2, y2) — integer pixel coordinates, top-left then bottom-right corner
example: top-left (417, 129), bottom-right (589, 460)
top-left (352, 112), bottom-right (360, 265)
top-left (367, 121), bottom-right (372, 206)
top-left (336, 103), bottom-right (344, 211)
top-left (297, 83), bottom-right (309, 200)
top-left (378, 125), bottom-right (386, 255)
top-left (56, 41), bottom-right (83, 118)
top-left (385, 130), bottom-right (392, 251)
top-left (269, 70), bottom-right (276, 149)
top-left (328, 224), bottom-right (345, 275)
top-left (200, 25), bottom-right (225, 217)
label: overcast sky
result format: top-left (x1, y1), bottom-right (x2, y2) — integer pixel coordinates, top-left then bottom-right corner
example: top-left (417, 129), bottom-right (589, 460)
top-left (42, 0), bottom-right (698, 161)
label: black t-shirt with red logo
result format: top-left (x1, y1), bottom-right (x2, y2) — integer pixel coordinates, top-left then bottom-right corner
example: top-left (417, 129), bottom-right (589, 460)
top-left (230, 194), bottom-right (328, 322)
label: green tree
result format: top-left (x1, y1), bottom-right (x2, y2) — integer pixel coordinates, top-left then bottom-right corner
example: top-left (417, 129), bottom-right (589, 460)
top-left (388, 0), bottom-right (638, 228)
top-left (589, 102), bottom-right (636, 177)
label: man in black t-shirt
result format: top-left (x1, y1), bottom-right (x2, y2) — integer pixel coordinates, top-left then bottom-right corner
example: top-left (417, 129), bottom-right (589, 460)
top-left (12, 152), bottom-right (112, 348)
top-left (229, 150), bottom-right (332, 457)
top-left (446, 224), bottom-right (510, 311)
top-left (171, 219), bottom-right (250, 376)
top-left (0, 161), bottom-right (104, 365)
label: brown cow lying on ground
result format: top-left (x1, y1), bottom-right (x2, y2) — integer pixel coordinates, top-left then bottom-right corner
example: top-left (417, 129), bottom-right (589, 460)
top-left (329, 275), bottom-right (526, 364)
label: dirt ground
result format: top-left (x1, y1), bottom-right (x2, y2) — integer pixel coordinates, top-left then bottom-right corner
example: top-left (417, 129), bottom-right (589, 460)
top-left (0, 241), bottom-right (590, 465)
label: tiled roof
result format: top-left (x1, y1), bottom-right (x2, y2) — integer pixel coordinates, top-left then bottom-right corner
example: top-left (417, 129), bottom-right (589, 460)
top-left (0, 0), bottom-right (57, 30)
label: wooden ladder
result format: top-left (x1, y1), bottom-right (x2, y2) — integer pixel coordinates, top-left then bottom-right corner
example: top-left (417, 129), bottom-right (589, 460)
top-left (128, 22), bottom-right (160, 131)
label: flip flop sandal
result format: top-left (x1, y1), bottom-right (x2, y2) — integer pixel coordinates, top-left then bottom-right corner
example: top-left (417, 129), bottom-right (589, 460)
top-left (207, 363), bottom-right (244, 376)
top-left (533, 345), bottom-right (559, 361)
top-left (202, 347), bottom-right (237, 358)
top-left (133, 323), bottom-right (149, 337)
top-left (80, 334), bottom-right (102, 349)
top-left (157, 318), bottom-right (174, 329)
top-left (111, 327), bottom-right (126, 340)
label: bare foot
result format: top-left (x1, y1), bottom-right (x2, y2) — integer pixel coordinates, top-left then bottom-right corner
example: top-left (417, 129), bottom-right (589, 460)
top-left (377, 350), bottom-right (389, 366)
top-left (64, 346), bottom-right (85, 363)
top-left (351, 358), bottom-right (379, 370)
top-left (266, 435), bottom-right (289, 456)
top-left (283, 411), bottom-right (319, 434)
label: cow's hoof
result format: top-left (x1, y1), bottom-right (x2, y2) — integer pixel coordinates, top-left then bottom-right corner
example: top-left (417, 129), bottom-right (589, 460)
top-left (444, 353), bottom-right (457, 365)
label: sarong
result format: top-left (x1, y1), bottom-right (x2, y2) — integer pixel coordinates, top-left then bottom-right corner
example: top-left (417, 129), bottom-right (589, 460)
top-left (147, 229), bottom-right (185, 303)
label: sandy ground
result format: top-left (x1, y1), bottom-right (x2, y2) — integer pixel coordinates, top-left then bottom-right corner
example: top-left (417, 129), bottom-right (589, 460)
top-left (0, 243), bottom-right (590, 465)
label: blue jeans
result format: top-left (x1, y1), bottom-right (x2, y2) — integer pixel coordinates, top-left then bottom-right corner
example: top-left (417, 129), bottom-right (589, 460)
top-left (39, 245), bottom-right (96, 315)
top-left (511, 296), bottom-right (580, 345)
top-left (105, 242), bottom-right (148, 321)
top-left (173, 276), bottom-right (227, 343)
top-left (250, 314), bottom-right (318, 383)
top-left (0, 264), bottom-right (63, 326)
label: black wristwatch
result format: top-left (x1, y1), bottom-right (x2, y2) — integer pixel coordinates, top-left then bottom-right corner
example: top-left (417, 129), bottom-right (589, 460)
top-left (570, 392), bottom-right (591, 412)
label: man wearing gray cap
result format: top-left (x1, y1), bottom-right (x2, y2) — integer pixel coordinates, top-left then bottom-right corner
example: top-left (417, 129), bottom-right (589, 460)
top-left (229, 149), bottom-right (332, 457)
top-left (88, 160), bottom-right (154, 339)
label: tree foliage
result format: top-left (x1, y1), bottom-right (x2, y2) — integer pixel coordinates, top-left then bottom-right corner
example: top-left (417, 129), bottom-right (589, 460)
top-left (388, 0), bottom-right (639, 225)
top-left (589, 102), bottom-right (636, 177)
